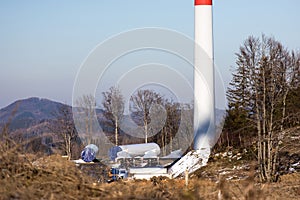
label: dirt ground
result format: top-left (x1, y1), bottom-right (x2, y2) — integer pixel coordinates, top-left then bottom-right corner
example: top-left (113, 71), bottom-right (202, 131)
top-left (1, 152), bottom-right (299, 200)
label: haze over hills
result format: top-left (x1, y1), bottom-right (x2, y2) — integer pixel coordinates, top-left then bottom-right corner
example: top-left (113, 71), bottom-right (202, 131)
top-left (0, 97), bottom-right (108, 131)
top-left (0, 97), bottom-right (225, 132)
top-left (0, 97), bottom-right (67, 131)
top-left (0, 97), bottom-right (106, 155)
top-left (0, 97), bottom-right (225, 155)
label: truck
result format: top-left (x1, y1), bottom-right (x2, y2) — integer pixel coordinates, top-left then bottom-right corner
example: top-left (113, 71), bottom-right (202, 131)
top-left (107, 168), bottom-right (128, 182)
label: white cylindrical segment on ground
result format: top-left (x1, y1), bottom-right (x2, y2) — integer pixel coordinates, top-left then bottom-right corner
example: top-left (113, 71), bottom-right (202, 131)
top-left (119, 143), bottom-right (160, 157)
top-left (194, 0), bottom-right (215, 150)
top-left (109, 143), bottom-right (161, 160)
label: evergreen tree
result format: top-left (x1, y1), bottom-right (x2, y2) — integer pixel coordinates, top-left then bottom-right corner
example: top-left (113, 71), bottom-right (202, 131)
top-left (223, 35), bottom-right (300, 182)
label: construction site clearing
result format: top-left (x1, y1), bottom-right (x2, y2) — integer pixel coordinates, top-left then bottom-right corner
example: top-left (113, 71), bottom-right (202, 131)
top-left (1, 140), bottom-right (299, 199)
top-left (73, 157), bottom-right (176, 182)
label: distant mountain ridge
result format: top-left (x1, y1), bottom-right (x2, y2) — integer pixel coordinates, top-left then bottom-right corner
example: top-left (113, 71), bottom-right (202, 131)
top-left (0, 97), bottom-right (225, 136)
top-left (0, 97), bottom-right (106, 132)
top-left (0, 97), bottom-right (66, 131)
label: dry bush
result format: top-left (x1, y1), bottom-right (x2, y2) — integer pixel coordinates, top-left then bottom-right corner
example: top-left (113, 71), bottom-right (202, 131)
top-left (0, 132), bottom-right (107, 199)
top-left (262, 173), bottom-right (300, 200)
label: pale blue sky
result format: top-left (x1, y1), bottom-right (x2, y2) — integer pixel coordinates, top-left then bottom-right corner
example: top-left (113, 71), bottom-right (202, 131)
top-left (1, 0), bottom-right (300, 109)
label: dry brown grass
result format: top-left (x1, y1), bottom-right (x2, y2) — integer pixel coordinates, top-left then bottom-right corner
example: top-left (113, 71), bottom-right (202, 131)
top-left (0, 153), bottom-right (105, 199)
top-left (0, 151), bottom-right (299, 199)
top-left (0, 134), bottom-right (299, 199)
top-left (0, 132), bottom-right (107, 200)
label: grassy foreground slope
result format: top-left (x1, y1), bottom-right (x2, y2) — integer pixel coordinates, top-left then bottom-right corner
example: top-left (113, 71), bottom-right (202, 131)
top-left (1, 147), bottom-right (299, 199)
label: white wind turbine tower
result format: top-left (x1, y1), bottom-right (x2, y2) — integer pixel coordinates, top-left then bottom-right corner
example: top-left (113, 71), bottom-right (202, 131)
top-left (169, 0), bottom-right (215, 177)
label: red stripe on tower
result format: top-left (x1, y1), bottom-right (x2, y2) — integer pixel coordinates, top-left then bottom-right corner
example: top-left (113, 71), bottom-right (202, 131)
top-left (195, 0), bottom-right (212, 5)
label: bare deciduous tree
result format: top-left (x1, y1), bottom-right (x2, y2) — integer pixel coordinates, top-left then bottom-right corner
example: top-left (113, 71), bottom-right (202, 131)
top-left (56, 105), bottom-right (77, 160)
top-left (163, 101), bottom-right (181, 153)
top-left (130, 89), bottom-right (163, 143)
top-left (102, 86), bottom-right (124, 146)
top-left (177, 103), bottom-right (194, 153)
top-left (75, 94), bottom-right (96, 144)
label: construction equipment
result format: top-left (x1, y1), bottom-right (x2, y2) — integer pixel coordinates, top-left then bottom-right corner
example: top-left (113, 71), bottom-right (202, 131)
top-left (107, 167), bottom-right (128, 182)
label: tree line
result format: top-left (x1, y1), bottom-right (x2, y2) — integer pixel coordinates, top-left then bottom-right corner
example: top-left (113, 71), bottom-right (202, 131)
top-left (73, 88), bottom-right (194, 158)
top-left (220, 35), bottom-right (300, 182)
top-left (4, 88), bottom-right (193, 161)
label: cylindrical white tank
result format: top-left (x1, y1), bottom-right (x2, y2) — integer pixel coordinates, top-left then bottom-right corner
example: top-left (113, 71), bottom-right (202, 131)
top-left (109, 143), bottom-right (160, 161)
top-left (194, 0), bottom-right (215, 150)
